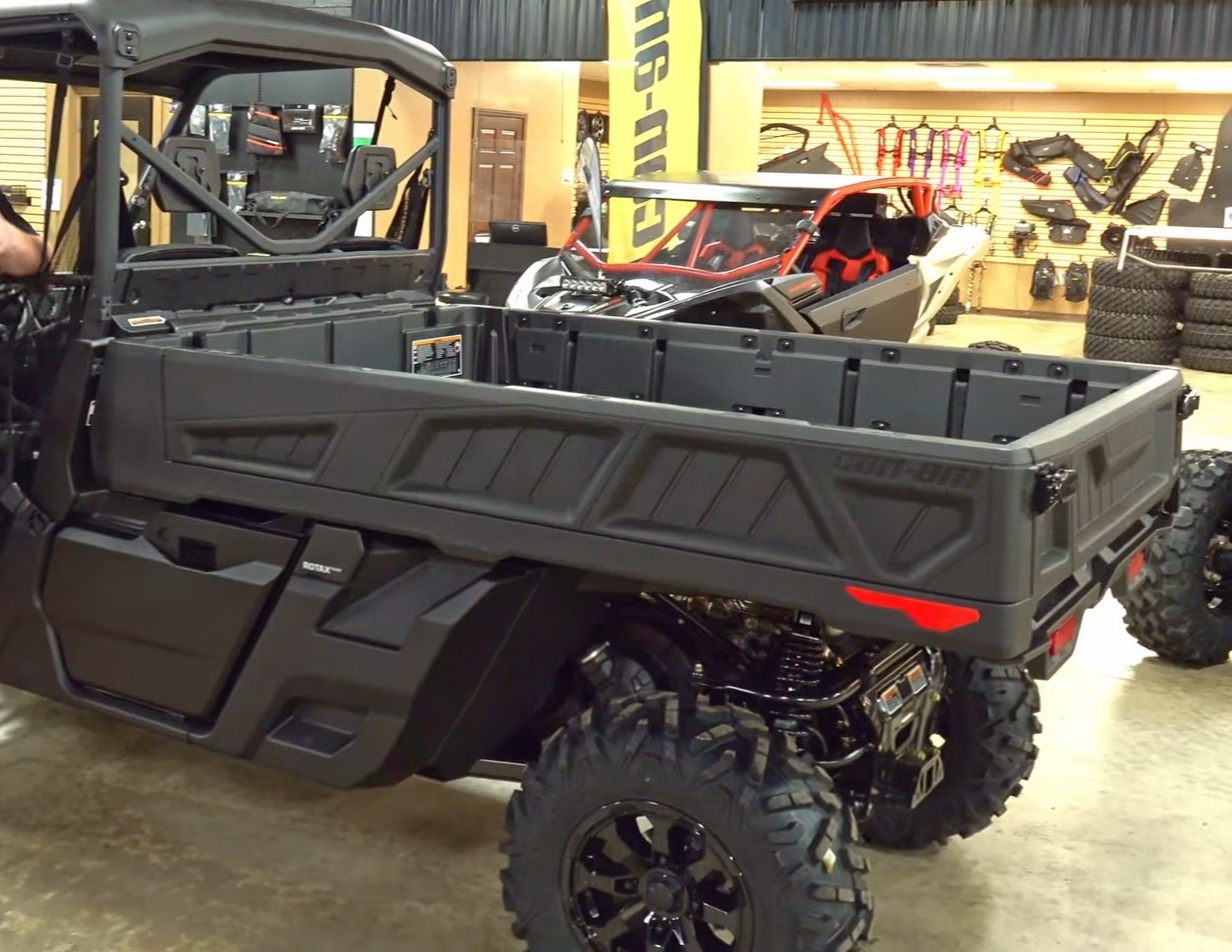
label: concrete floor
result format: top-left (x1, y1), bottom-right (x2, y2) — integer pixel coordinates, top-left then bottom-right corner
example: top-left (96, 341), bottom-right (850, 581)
top-left (1, 314), bottom-right (1231, 952)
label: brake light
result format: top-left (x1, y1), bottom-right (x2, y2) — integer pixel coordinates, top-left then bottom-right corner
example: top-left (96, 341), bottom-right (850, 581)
top-left (1049, 615), bottom-right (1079, 656)
top-left (1127, 549), bottom-right (1147, 584)
top-left (845, 586), bottom-right (981, 632)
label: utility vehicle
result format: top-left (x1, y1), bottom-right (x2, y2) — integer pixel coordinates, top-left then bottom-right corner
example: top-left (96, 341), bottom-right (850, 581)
top-left (508, 154), bottom-right (991, 345)
top-left (0, 3), bottom-right (1190, 951)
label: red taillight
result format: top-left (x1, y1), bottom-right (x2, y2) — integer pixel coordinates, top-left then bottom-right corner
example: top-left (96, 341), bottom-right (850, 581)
top-left (845, 586), bottom-right (981, 633)
top-left (1049, 615), bottom-right (1080, 656)
top-left (1127, 549), bottom-right (1147, 584)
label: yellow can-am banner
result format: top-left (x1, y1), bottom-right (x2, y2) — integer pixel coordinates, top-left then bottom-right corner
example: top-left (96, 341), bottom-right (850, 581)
top-left (606, 0), bottom-right (705, 262)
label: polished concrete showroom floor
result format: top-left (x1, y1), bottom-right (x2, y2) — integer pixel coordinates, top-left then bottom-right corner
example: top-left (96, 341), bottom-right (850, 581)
top-left (0, 315), bottom-right (1229, 952)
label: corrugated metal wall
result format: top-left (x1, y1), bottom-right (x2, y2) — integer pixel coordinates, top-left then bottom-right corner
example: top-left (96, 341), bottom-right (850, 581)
top-left (357, 0), bottom-right (1232, 64)
top-left (708, 0), bottom-right (1232, 62)
top-left (354, 0), bottom-right (606, 61)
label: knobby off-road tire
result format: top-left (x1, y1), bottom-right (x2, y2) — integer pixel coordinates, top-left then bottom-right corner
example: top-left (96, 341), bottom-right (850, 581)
top-left (861, 658), bottom-right (1040, 850)
top-left (1083, 333), bottom-right (1178, 365)
top-left (1180, 346), bottom-right (1232, 374)
top-left (1181, 321), bottom-right (1232, 350)
top-left (934, 290), bottom-right (963, 326)
top-left (503, 694), bottom-right (874, 952)
top-left (967, 340), bottom-right (1021, 352)
top-left (1086, 308), bottom-right (1177, 341)
top-left (1190, 271), bottom-right (1232, 301)
top-left (1123, 450), bottom-right (1232, 667)
top-left (1088, 285), bottom-right (1181, 317)
top-left (1184, 296), bottom-right (1232, 327)
top-left (1091, 257), bottom-right (1189, 291)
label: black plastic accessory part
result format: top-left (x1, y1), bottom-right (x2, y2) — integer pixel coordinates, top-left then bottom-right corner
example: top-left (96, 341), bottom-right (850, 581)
top-left (1021, 198), bottom-right (1076, 222)
top-left (1049, 219), bottom-right (1090, 245)
top-left (246, 105), bottom-right (286, 156)
top-left (1121, 190), bottom-right (1168, 226)
top-left (1064, 261), bottom-right (1090, 303)
top-left (1031, 258), bottom-right (1057, 300)
top-left (1169, 142), bottom-right (1211, 191)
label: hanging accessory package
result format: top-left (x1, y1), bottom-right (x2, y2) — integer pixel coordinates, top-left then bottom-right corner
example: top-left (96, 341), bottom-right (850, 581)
top-left (320, 104), bottom-right (352, 165)
top-left (224, 171), bottom-right (252, 211)
top-left (208, 103), bottom-right (233, 156)
top-left (1064, 261), bottom-right (1090, 303)
top-left (281, 105), bottom-right (321, 135)
top-left (189, 103), bottom-right (208, 138)
top-left (1169, 143), bottom-right (1211, 191)
top-left (246, 105), bottom-right (286, 156)
top-left (1031, 258), bottom-right (1058, 300)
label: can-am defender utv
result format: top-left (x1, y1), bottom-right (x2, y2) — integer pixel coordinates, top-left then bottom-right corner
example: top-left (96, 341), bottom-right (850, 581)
top-left (0, 3), bottom-right (1189, 951)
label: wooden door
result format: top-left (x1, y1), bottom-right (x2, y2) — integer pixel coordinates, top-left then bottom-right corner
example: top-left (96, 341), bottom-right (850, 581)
top-left (469, 109), bottom-right (526, 239)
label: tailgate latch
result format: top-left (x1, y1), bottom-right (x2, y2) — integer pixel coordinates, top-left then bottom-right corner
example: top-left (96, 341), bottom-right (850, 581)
top-left (1178, 385), bottom-right (1201, 421)
top-left (1032, 463), bottom-right (1079, 514)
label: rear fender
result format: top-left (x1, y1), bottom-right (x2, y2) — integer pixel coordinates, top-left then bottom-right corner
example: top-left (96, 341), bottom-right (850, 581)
top-left (194, 533), bottom-right (603, 789)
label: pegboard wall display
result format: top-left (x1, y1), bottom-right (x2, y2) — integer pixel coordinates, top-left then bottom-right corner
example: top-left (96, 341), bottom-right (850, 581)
top-left (762, 90), bottom-right (1232, 312)
top-left (171, 70), bottom-right (354, 248)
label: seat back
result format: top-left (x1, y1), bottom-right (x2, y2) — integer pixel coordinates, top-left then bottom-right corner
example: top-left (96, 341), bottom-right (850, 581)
top-left (809, 216), bottom-right (890, 295)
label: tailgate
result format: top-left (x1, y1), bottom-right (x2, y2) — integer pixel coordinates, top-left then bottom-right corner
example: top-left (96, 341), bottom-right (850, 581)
top-left (1021, 363), bottom-right (1188, 636)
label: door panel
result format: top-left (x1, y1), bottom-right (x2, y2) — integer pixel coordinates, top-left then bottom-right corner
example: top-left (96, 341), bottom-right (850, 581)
top-left (43, 514), bottom-right (298, 718)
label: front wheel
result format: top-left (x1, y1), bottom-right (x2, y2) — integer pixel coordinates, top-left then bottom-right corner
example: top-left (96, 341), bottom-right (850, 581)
top-left (861, 657), bottom-right (1040, 849)
top-left (1122, 450), bottom-right (1232, 667)
top-left (503, 694), bottom-right (874, 951)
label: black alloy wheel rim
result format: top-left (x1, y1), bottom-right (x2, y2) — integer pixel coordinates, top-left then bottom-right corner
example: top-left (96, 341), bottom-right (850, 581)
top-left (563, 801), bottom-right (751, 951)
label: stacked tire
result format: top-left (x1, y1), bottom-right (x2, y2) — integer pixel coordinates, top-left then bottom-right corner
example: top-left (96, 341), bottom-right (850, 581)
top-left (934, 289), bottom-right (963, 326)
top-left (1181, 273), bottom-right (1232, 373)
top-left (1083, 258), bottom-right (1186, 366)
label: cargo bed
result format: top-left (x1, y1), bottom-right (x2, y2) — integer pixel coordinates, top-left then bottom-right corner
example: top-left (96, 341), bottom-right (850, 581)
top-left (92, 300), bottom-right (1186, 666)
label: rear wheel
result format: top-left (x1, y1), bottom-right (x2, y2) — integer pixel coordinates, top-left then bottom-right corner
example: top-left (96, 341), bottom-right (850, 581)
top-left (1123, 450), bottom-right (1232, 667)
top-left (503, 694), bottom-right (874, 951)
top-left (967, 340), bottom-right (1021, 352)
top-left (861, 658), bottom-right (1040, 849)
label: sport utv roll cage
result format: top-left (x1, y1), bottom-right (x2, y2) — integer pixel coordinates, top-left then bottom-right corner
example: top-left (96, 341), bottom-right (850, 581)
top-left (0, 0), bottom-right (456, 333)
top-left (562, 172), bottom-right (938, 284)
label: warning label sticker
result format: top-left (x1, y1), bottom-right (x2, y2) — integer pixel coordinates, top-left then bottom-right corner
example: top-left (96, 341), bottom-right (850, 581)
top-left (411, 334), bottom-right (464, 377)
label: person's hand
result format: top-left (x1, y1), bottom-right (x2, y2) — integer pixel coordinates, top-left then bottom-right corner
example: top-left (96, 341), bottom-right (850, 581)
top-left (0, 218), bottom-right (47, 278)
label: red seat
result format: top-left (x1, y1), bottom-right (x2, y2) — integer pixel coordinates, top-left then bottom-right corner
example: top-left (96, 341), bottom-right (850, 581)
top-left (809, 216), bottom-right (891, 294)
top-left (698, 211), bottom-right (769, 271)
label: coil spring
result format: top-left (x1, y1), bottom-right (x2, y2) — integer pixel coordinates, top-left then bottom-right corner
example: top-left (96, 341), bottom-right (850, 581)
top-left (770, 630), bottom-right (828, 695)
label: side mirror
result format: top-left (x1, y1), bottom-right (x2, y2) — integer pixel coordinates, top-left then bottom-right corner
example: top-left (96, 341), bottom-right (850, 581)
top-left (579, 137), bottom-right (604, 250)
top-left (343, 145), bottom-right (398, 211)
top-left (152, 137), bottom-right (222, 213)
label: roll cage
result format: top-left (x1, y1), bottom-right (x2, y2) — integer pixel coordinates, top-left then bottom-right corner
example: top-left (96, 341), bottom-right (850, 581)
top-left (0, 0), bottom-right (456, 337)
top-left (562, 174), bottom-right (938, 284)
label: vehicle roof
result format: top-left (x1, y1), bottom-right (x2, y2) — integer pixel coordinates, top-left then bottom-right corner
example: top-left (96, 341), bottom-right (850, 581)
top-left (604, 171), bottom-right (903, 206)
top-left (0, 0), bottom-right (454, 98)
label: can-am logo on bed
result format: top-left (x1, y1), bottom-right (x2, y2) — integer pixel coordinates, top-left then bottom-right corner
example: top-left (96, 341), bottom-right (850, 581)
top-left (607, 0), bottom-right (704, 261)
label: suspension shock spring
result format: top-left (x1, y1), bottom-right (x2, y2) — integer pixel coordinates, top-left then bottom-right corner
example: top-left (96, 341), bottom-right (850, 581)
top-left (770, 627), bottom-right (829, 696)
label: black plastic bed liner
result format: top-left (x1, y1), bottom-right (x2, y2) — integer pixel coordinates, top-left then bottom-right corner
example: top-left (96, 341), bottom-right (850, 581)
top-left (91, 302), bottom-right (1185, 663)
